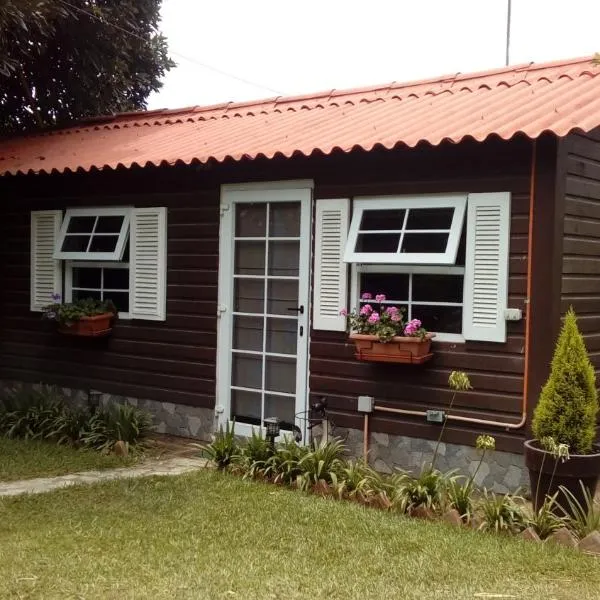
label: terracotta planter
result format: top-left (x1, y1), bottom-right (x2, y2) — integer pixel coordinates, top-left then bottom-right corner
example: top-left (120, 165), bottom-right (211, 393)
top-left (349, 332), bottom-right (436, 364)
top-left (524, 439), bottom-right (600, 512)
top-left (58, 312), bottom-right (114, 337)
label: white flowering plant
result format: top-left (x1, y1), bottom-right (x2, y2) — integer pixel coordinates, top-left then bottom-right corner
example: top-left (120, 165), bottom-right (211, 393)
top-left (340, 292), bottom-right (428, 343)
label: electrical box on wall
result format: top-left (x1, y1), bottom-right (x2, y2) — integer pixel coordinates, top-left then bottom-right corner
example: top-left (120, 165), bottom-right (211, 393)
top-left (357, 395), bottom-right (374, 413)
top-left (426, 410), bottom-right (445, 424)
top-left (504, 308), bottom-right (522, 321)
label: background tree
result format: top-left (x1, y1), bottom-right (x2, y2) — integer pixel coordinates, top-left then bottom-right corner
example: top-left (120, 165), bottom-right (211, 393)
top-left (0, 0), bottom-right (174, 133)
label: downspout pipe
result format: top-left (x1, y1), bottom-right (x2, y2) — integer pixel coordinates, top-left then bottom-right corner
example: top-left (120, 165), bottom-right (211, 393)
top-left (372, 139), bottom-right (537, 432)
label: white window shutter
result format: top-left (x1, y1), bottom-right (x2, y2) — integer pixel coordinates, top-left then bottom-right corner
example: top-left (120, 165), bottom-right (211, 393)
top-left (313, 198), bottom-right (350, 331)
top-left (130, 207), bottom-right (167, 321)
top-left (463, 192), bottom-right (511, 342)
top-left (30, 210), bottom-right (62, 312)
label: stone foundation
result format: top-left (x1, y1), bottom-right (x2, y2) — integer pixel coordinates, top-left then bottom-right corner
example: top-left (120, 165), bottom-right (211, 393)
top-left (335, 427), bottom-right (528, 493)
top-left (0, 380), bottom-right (215, 441)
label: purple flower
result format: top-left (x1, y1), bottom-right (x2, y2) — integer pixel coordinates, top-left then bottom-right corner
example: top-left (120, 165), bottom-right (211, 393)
top-left (361, 292), bottom-right (372, 300)
top-left (359, 304), bottom-right (373, 316)
top-left (51, 293), bottom-right (61, 302)
top-left (367, 312), bottom-right (380, 324)
top-left (339, 308), bottom-right (348, 316)
top-left (375, 294), bottom-right (386, 303)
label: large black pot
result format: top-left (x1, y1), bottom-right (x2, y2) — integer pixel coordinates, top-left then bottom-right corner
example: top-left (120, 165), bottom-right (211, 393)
top-left (524, 439), bottom-right (600, 512)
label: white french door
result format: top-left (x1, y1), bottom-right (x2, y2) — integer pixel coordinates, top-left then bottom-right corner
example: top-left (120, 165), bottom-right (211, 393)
top-left (217, 182), bottom-right (312, 439)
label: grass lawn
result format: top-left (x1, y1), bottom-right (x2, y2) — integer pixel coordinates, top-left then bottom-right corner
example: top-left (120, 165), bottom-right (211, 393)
top-left (0, 437), bottom-right (135, 482)
top-left (1, 471), bottom-right (598, 599)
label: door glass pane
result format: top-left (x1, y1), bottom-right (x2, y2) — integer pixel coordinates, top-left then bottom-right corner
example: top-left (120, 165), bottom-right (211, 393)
top-left (236, 204), bottom-right (266, 237)
top-left (233, 316), bottom-right (263, 352)
top-left (360, 209), bottom-right (405, 230)
top-left (234, 279), bottom-right (264, 313)
top-left (235, 241), bottom-right (265, 275)
top-left (232, 389), bottom-right (262, 425)
top-left (269, 203), bottom-right (300, 237)
top-left (232, 354), bottom-right (262, 389)
top-left (406, 208), bottom-right (454, 230)
top-left (265, 356), bottom-right (296, 394)
top-left (266, 318), bottom-right (296, 355)
top-left (267, 280), bottom-right (298, 315)
top-left (265, 394), bottom-right (295, 426)
top-left (268, 241), bottom-right (299, 276)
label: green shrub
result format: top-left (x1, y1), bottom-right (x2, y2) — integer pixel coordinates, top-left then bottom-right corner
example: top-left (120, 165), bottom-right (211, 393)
top-left (263, 437), bottom-right (309, 484)
top-left (396, 467), bottom-right (455, 512)
top-left (296, 438), bottom-right (346, 492)
top-left (446, 478), bottom-right (475, 522)
top-left (237, 428), bottom-right (273, 478)
top-left (80, 403), bottom-right (153, 453)
top-left (532, 308), bottom-right (598, 454)
top-left (478, 490), bottom-right (524, 534)
top-left (200, 420), bottom-right (239, 470)
top-left (557, 482), bottom-right (600, 539)
top-left (524, 493), bottom-right (565, 539)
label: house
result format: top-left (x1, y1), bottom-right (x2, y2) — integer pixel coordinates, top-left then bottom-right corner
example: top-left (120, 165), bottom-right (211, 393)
top-left (1, 55), bottom-right (600, 491)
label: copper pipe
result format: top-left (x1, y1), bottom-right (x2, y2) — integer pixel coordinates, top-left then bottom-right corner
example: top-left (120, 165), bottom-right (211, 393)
top-left (363, 413), bottom-right (369, 461)
top-left (373, 139), bottom-right (537, 431)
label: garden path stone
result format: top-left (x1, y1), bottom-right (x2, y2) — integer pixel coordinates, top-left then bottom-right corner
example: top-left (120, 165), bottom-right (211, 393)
top-left (0, 456), bottom-right (207, 497)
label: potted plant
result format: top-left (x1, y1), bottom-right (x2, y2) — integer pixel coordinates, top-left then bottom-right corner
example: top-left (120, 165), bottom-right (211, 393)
top-left (524, 307), bottom-right (600, 511)
top-left (43, 293), bottom-right (117, 337)
top-left (340, 292), bottom-right (435, 364)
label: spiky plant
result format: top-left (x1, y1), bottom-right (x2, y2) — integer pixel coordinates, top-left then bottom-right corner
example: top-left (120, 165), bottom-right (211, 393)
top-left (532, 308), bottom-right (598, 454)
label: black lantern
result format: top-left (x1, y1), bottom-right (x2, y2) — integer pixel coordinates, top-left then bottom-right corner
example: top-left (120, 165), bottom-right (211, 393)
top-left (264, 416), bottom-right (281, 449)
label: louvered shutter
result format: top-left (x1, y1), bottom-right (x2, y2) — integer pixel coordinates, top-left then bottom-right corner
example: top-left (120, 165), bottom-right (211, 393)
top-left (463, 192), bottom-right (511, 342)
top-left (313, 198), bottom-right (350, 331)
top-left (30, 210), bottom-right (62, 312)
top-left (130, 207), bottom-right (167, 321)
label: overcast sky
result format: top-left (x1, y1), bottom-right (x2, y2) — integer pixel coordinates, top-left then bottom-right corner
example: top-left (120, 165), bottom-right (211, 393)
top-left (147, 0), bottom-right (600, 110)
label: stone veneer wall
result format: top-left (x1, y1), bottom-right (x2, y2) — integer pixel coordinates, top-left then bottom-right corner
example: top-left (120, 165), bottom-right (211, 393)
top-left (0, 380), bottom-right (215, 441)
top-left (335, 427), bottom-right (528, 494)
top-left (1, 380), bottom-right (528, 492)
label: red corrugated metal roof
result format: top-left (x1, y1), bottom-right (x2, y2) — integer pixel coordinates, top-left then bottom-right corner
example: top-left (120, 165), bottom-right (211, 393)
top-left (2, 56), bottom-right (600, 176)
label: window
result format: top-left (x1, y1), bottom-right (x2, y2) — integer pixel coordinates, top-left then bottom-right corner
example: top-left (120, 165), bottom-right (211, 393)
top-left (344, 195), bottom-right (467, 264)
top-left (54, 207), bottom-right (130, 261)
top-left (314, 193), bottom-right (511, 342)
top-left (31, 206), bottom-right (167, 321)
top-left (346, 195), bottom-right (467, 340)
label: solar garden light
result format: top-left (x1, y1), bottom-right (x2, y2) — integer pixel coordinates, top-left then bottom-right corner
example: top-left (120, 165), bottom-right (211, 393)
top-left (264, 416), bottom-right (281, 449)
top-left (88, 389), bottom-right (102, 412)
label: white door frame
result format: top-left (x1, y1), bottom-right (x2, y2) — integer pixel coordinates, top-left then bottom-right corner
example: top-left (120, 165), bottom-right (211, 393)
top-left (216, 180), bottom-right (313, 441)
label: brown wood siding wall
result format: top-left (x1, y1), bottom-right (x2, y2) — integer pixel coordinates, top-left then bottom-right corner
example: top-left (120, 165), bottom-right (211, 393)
top-left (0, 137), bottom-right (538, 451)
top-left (309, 139), bottom-right (534, 453)
top-left (0, 184), bottom-right (220, 409)
top-left (562, 129), bottom-right (600, 380)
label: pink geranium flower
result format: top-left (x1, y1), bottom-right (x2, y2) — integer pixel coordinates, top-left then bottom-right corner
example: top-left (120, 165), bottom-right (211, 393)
top-left (361, 292), bottom-right (372, 300)
top-left (385, 306), bottom-right (399, 315)
top-left (375, 294), bottom-right (386, 303)
top-left (359, 304), bottom-right (373, 316)
top-left (367, 312), bottom-right (380, 324)
top-left (404, 318), bottom-right (422, 336)
top-left (339, 308), bottom-right (348, 316)
top-left (391, 313), bottom-right (402, 322)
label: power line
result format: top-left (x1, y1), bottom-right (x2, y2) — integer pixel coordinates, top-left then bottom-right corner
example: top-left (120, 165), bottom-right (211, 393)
top-left (56, 0), bottom-right (285, 95)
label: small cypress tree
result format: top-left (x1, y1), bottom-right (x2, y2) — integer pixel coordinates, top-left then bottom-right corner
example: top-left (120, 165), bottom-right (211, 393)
top-left (532, 307), bottom-right (598, 454)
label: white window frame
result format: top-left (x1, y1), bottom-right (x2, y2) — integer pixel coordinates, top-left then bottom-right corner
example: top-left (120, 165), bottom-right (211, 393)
top-left (343, 194), bottom-right (467, 264)
top-left (65, 260), bottom-right (131, 319)
top-left (54, 207), bottom-right (131, 261)
top-left (350, 264), bottom-right (466, 343)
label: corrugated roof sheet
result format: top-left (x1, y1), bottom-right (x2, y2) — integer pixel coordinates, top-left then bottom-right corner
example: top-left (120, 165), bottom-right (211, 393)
top-left (1, 55), bottom-right (600, 176)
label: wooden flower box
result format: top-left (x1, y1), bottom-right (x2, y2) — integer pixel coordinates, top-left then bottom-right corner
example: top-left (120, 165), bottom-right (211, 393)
top-left (58, 312), bottom-right (114, 337)
top-left (349, 332), bottom-right (436, 364)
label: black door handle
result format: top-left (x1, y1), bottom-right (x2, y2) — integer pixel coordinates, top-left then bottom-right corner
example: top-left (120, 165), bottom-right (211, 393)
top-left (287, 305), bottom-right (304, 314)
